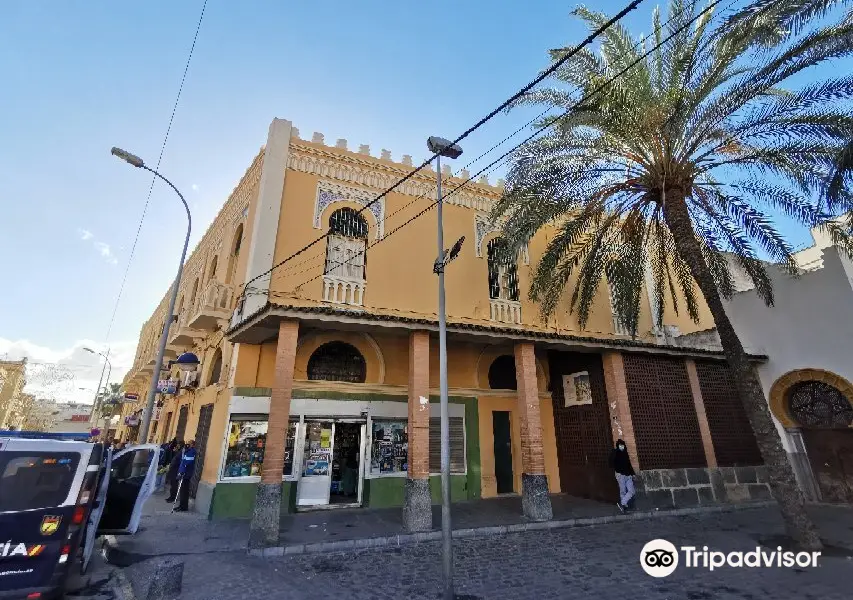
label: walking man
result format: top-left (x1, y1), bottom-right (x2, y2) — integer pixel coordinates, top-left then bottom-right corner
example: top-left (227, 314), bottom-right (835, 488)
top-left (609, 438), bottom-right (635, 512)
top-left (176, 440), bottom-right (197, 512)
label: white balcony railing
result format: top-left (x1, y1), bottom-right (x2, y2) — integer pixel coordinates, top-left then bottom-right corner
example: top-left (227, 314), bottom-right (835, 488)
top-left (490, 299), bottom-right (522, 324)
top-left (196, 280), bottom-right (234, 314)
top-left (323, 276), bottom-right (365, 306)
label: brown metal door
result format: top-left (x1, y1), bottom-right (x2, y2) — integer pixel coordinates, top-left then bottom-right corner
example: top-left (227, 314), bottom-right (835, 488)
top-left (189, 404), bottom-right (214, 499)
top-left (548, 351), bottom-right (618, 502)
top-left (175, 405), bottom-right (189, 442)
top-left (802, 429), bottom-right (853, 504)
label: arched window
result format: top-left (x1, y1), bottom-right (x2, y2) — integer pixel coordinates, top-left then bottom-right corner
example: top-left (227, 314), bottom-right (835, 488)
top-left (226, 224), bottom-right (243, 284)
top-left (488, 355), bottom-right (517, 390)
top-left (487, 238), bottom-right (519, 301)
top-left (307, 342), bottom-right (366, 383)
top-left (207, 349), bottom-right (223, 386)
top-left (189, 278), bottom-right (200, 304)
top-left (325, 208), bottom-right (369, 280)
top-left (208, 255), bottom-right (218, 282)
top-left (788, 381), bottom-right (853, 428)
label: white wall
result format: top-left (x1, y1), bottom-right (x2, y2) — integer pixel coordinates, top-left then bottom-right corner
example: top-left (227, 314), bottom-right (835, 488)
top-left (723, 246), bottom-right (853, 450)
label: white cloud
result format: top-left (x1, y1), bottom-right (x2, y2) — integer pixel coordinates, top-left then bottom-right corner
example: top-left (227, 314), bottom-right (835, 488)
top-left (0, 338), bottom-right (138, 406)
top-left (191, 184), bottom-right (199, 192)
top-left (75, 229), bottom-right (119, 265)
top-left (94, 242), bottom-right (119, 265)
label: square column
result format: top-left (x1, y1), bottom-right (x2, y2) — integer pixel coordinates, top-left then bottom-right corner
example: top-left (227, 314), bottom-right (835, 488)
top-left (514, 342), bottom-right (553, 521)
top-left (685, 359), bottom-right (718, 468)
top-left (602, 351), bottom-right (640, 469)
top-left (249, 319), bottom-right (298, 548)
top-left (403, 330), bottom-right (432, 531)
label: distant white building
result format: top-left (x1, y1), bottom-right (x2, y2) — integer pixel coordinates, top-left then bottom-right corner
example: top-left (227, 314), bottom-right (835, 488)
top-left (674, 220), bottom-right (853, 504)
top-left (23, 399), bottom-right (93, 434)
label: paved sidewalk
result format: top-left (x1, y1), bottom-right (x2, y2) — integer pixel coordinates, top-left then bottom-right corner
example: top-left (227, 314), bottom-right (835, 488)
top-left (108, 503), bottom-right (853, 600)
top-left (106, 490), bottom-right (760, 558)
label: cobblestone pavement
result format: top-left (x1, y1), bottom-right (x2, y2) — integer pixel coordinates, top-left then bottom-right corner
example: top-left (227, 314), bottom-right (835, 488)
top-left (112, 504), bottom-right (853, 600)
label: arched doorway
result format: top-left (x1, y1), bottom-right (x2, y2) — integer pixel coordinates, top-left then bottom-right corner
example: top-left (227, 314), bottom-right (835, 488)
top-left (773, 370), bottom-right (853, 504)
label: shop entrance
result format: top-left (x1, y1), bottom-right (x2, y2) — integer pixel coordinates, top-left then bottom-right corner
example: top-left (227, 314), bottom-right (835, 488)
top-left (296, 419), bottom-right (365, 509)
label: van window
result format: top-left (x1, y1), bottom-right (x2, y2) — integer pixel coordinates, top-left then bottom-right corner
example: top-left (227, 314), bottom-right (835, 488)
top-left (0, 452), bottom-right (81, 512)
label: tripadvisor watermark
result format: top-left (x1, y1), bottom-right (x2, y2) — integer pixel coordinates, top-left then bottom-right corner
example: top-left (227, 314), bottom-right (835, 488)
top-left (640, 539), bottom-right (821, 578)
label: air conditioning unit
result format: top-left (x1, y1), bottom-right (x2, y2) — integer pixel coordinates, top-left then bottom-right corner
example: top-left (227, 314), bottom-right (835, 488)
top-left (182, 371), bottom-right (199, 389)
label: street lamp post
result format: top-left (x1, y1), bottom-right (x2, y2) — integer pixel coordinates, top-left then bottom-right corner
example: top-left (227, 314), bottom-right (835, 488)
top-left (111, 147), bottom-right (192, 444)
top-left (427, 136), bottom-right (463, 600)
top-left (84, 347), bottom-right (111, 429)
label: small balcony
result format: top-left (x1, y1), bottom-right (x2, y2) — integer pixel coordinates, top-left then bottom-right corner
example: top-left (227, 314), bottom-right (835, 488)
top-left (168, 310), bottom-right (205, 347)
top-left (323, 276), bottom-right (365, 306)
top-left (188, 281), bottom-right (235, 331)
top-left (490, 299), bottom-right (522, 325)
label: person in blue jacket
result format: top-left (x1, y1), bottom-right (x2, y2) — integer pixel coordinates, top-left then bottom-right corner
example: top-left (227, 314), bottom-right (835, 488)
top-left (176, 440), bottom-right (197, 512)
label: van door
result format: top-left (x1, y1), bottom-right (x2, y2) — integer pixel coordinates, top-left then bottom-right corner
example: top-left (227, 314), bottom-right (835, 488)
top-left (81, 447), bottom-right (112, 573)
top-left (97, 445), bottom-right (159, 535)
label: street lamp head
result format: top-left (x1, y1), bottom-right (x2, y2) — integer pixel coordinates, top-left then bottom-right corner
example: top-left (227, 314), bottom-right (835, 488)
top-left (427, 136), bottom-right (463, 160)
top-left (111, 147), bottom-right (144, 168)
top-left (83, 347), bottom-right (95, 354)
top-left (172, 351), bottom-right (201, 372)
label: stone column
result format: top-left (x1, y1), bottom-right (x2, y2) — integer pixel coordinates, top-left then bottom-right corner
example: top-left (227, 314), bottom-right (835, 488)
top-left (249, 319), bottom-right (298, 548)
top-left (685, 359), bottom-right (718, 468)
top-left (514, 342), bottom-right (553, 521)
top-left (601, 351), bottom-right (640, 470)
top-left (403, 330), bottom-right (432, 531)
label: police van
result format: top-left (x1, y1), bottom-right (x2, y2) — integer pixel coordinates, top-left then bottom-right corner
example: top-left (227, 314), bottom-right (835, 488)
top-left (0, 433), bottom-right (159, 599)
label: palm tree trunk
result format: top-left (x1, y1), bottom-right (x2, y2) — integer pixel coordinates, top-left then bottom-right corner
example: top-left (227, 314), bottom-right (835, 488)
top-left (662, 192), bottom-right (822, 551)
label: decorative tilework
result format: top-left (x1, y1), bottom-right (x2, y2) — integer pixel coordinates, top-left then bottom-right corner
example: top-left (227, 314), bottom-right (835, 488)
top-left (313, 180), bottom-right (385, 240)
top-left (474, 214), bottom-right (529, 264)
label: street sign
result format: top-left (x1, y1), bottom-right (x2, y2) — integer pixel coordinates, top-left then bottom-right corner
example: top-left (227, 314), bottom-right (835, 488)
top-left (157, 379), bottom-right (178, 394)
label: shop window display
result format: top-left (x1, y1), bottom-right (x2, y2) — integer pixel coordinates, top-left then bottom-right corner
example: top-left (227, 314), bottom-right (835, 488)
top-left (222, 417), bottom-right (297, 479)
top-left (371, 420), bottom-right (407, 474)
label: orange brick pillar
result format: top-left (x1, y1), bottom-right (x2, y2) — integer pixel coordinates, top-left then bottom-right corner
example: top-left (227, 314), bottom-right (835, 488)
top-left (403, 330), bottom-right (432, 531)
top-left (514, 342), bottom-right (553, 521)
top-left (602, 351), bottom-right (640, 470)
top-left (685, 359), bottom-right (718, 468)
top-left (249, 319), bottom-right (298, 549)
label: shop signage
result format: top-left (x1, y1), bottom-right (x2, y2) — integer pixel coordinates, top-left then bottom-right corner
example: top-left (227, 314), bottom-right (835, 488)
top-left (125, 415), bottom-right (140, 427)
top-left (123, 393), bottom-right (139, 402)
top-left (70, 414), bottom-right (90, 422)
top-left (153, 407), bottom-right (162, 421)
top-left (157, 379), bottom-right (178, 394)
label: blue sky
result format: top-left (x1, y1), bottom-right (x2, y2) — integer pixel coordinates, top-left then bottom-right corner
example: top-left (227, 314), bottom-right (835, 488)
top-left (0, 1), bottom-right (847, 402)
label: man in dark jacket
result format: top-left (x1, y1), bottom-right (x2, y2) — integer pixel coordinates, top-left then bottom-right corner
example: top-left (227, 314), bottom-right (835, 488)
top-left (165, 441), bottom-right (184, 503)
top-left (609, 438), bottom-right (636, 513)
top-left (175, 440), bottom-right (197, 512)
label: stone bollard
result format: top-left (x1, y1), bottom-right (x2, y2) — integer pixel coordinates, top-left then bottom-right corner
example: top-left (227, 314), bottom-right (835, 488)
top-left (146, 558), bottom-right (183, 600)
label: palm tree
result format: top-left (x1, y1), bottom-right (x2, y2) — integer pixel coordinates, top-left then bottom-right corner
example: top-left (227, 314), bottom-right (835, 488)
top-left (726, 0), bottom-right (853, 201)
top-left (493, 0), bottom-right (853, 550)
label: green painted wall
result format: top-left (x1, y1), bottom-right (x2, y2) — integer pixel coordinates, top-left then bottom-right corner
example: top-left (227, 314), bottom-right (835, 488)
top-left (209, 481), bottom-right (296, 520)
top-left (209, 391), bottom-right (482, 518)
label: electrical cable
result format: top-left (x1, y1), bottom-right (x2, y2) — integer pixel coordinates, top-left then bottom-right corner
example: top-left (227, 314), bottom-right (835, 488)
top-left (257, 0), bottom-right (737, 285)
top-left (98, 0), bottom-right (208, 351)
top-left (274, 0), bottom-right (734, 298)
top-left (237, 0), bottom-right (646, 298)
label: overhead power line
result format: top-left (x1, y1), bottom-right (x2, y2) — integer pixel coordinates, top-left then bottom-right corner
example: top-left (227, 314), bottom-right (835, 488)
top-left (260, 0), bottom-right (735, 293)
top-left (238, 0), bottom-right (646, 298)
top-left (263, 0), bottom-right (732, 286)
top-left (274, 0), bottom-right (735, 296)
top-left (100, 0), bottom-right (209, 347)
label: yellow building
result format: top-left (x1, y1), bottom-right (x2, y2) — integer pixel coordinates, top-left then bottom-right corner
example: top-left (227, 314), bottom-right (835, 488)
top-left (0, 359), bottom-right (29, 429)
top-left (117, 119), bottom-right (766, 540)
